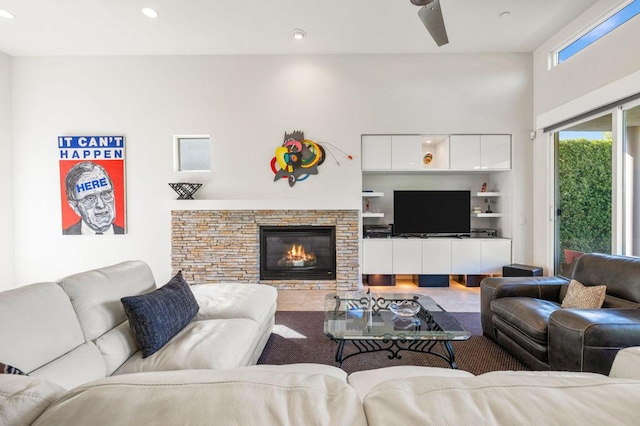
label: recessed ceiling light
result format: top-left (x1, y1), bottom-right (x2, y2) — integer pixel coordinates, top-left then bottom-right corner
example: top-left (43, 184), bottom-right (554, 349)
top-left (142, 8), bottom-right (159, 18)
top-left (0, 9), bottom-right (15, 19)
top-left (499, 11), bottom-right (510, 18)
top-left (290, 29), bottom-right (307, 40)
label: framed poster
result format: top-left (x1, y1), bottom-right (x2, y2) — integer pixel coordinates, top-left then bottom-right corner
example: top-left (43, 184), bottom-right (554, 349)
top-left (58, 136), bottom-right (126, 235)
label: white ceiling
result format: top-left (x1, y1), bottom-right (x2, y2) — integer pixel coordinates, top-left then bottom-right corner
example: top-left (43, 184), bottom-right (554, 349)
top-left (0, 0), bottom-right (600, 56)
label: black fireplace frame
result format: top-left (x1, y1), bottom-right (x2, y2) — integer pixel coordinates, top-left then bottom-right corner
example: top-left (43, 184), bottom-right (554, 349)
top-left (259, 225), bottom-right (336, 280)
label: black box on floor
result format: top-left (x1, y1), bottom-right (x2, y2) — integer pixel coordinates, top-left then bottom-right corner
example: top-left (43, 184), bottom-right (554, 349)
top-left (465, 275), bottom-right (489, 287)
top-left (363, 274), bottom-right (395, 286)
top-left (503, 264), bottom-right (543, 277)
top-left (418, 275), bottom-right (449, 287)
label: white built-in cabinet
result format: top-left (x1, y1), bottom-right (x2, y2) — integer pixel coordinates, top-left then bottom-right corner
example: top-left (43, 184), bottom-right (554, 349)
top-left (361, 135), bottom-right (392, 170)
top-left (362, 134), bottom-right (452, 171)
top-left (362, 238), bottom-right (511, 275)
top-left (362, 239), bottom-right (393, 274)
top-left (361, 133), bottom-right (513, 276)
top-left (449, 134), bottom-right (511, 170)
top-left (450, 239), bottom-right (483, 274)
top-left (421, 240), bottom-right (453, 274)
top-left (391, 135), bottom-right (422, 170)
top-left (391, 239), bottom-right (423, 274)
top-left (362, 134), bottom-right (510, 172)
top-left (480, 239), bottom-right (513, 274)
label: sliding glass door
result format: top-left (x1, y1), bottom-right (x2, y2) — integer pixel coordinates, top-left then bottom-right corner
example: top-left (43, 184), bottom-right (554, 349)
top-left (551, 100), bottom-right (640, 273)
top-left (553, 113), bottom-right (613, 274)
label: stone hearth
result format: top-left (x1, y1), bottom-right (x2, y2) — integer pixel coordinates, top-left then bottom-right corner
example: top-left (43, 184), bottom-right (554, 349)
top-left (171, 209), bottom-right (359, 290)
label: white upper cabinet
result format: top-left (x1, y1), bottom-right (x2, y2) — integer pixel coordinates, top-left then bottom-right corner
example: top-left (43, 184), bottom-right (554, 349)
top-left (480, 135), bottom-right (511, 170)
top-left (362, 135), bottom-right (392, 170)
top-left (363, 134), bottom-right (452, 171)
top-left (391, 135), bottom-right (422, 170)
top-left (450, 134), bottom-right (511, 171)
top-left (450, 135), bottom-right (481, 170)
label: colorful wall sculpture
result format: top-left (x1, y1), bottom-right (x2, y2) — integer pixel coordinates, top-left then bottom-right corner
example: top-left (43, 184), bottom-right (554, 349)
top-left (271, 130), bottom-right (326, 187)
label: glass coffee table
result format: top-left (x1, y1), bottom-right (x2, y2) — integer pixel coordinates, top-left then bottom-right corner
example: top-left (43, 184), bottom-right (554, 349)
top-left (323, 291), bottom-right (471, 368)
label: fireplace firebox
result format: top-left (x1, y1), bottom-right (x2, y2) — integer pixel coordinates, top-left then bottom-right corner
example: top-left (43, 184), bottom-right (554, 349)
top-left (260, 226), bottom-right (336, 280)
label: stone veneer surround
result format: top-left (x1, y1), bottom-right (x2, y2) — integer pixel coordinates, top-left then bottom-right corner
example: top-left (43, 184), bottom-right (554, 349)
top-left (171, 209), bottom-right (359, 290)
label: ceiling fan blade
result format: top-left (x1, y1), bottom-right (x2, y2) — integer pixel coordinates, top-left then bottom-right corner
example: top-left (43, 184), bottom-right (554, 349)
top-left (417, 0), bottom-right (449, 47)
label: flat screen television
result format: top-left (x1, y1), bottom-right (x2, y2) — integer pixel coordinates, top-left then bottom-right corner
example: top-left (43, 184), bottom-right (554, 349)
top-left (393, 190), bottom-right (471, 237)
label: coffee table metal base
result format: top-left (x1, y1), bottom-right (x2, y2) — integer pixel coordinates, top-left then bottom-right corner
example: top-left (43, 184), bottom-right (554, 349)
top-left (331, 338), bottom-right (459, 368)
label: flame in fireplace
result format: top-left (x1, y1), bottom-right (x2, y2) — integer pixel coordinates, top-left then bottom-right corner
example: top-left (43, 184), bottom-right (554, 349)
top-left (287, 244), bottom-right (315, 262)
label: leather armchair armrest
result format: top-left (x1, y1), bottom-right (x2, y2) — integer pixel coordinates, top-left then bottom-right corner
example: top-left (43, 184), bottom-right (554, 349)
top-left (480, 276), bottom-right (569, 339)
top-left (548, 308), bottom-right (640, 374)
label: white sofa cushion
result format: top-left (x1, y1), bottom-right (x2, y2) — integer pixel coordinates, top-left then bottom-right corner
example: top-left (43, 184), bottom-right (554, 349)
top-left (191, 283), bottom-right (278, 324)
top-left (362, 374), bottom-right (640, 425)
top-left (609, 346), bottom-right (640, 379)
top-left (242, 363), bottom-right (348, 381)
top-left (93, 322), bottom-right (138, 375)
top-left (348, 366), bottom-right (474, 401)
top-left (114, 318), bottom-right (262, 374)
top-left (33, 369), bottom-right (368, 426)
top-left (28, 342), bottom-right (106, 390)
top-left (0, 282), bottom-right (85, 374)
top-left (0, 374), bottom-right (66, 426)
top-left (482, 370), bottom-right (607, 378)
top-left (57, 260), bottom-right (156, 342)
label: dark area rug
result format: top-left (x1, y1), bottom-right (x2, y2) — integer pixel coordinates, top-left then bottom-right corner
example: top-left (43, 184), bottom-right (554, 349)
top-left (258, 311), bottom-right (529, 375)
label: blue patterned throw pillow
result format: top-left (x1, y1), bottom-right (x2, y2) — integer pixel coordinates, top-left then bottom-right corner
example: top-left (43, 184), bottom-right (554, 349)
top-left (121, 271), bottom-right (199, 358)
top-left (1, 362), bottom-right (25, 375)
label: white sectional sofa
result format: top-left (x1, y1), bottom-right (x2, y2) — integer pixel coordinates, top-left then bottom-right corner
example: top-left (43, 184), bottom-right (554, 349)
top-left (0, 260), bottom-right (277, 390)
top-left (3, 261), bottom-right (640, 425)
top-left (3, 353), bottom-right (640, 425)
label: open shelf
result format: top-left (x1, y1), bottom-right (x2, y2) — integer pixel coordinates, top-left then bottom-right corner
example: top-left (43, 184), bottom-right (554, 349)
top-left (362, 212), bottom-right (384, 218)
top-left (362, 192), bottom-right (384, 197)
top-left (475, 192), bottom-right (502, 197)
top-left (472, 213), bottom-right (503, 218)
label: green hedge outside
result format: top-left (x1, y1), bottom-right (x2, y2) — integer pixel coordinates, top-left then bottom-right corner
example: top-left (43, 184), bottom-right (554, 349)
top-left (558, 138), bottom-right (612, 261)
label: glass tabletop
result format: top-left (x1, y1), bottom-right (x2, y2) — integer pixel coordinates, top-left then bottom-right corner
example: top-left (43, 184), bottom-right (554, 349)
top-left (323, 291), bottom-right (471, 341)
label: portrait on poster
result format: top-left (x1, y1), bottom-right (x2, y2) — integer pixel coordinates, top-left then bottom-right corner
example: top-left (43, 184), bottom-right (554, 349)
top-left (58, 136), bottom-right (126, 235)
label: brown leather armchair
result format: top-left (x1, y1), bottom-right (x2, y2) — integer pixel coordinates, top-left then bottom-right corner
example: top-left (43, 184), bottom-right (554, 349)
top-left (481, 253), bottom-right (640, 374)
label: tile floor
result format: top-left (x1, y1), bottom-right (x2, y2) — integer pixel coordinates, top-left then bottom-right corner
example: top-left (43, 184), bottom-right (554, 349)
top-left (276, 277), bottom-right (480, 312)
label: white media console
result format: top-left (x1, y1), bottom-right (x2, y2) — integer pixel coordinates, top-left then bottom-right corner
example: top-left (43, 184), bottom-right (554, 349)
top-left (362, 237), bottom-right (511, 275)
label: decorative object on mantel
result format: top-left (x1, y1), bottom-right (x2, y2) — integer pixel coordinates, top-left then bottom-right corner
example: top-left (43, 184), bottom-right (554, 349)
top-left (169, 182), bottom-right (202, 200)
top-left (270, 130), bottom-right (353, 187)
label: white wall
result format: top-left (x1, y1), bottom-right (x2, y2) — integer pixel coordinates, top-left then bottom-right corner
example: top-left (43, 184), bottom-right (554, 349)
top-left (0, 52), bottom-right (13, 290)
top-left (10, 53), bottom-right (533, 287)
top-left (532, 0), bottom-right (640, 272)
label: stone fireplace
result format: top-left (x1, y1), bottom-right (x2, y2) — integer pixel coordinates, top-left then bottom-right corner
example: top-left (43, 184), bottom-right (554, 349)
top-left (171, 208), bottom-right (359, 290)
